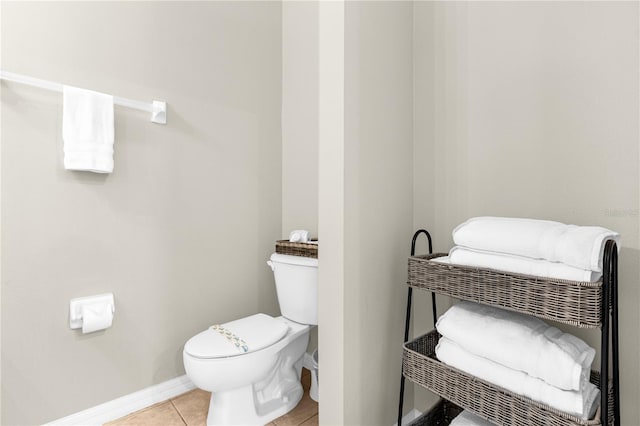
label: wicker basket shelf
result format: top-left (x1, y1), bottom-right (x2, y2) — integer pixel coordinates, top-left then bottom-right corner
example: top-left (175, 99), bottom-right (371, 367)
top-left (408, 399), bottom-right (463, 426)
top-left (275, 240), bottom-right (318, 258)
top-left (403, 331), bottom-right (614, 426)
top-left (407, 254), bottom-right (603, 328)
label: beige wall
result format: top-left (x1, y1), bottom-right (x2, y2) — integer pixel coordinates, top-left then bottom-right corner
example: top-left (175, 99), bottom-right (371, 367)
top-left (343, 2), bottom-right (414, 424)
top-left (318, 2), bottom-right (414, 424)
top-left (282, 1), bottom-right (319, 238)
top-left (412, 2), bottom-right (640, 424)
top-left (317, 0), bottom-right (345, 423)
top-left (1, 2), bottom-right (282, 424)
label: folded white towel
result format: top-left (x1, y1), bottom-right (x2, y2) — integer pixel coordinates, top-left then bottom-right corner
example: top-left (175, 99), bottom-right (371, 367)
top-left (453, 217), bottom-right (620, 272)
top-left (436, 337), bottom-right (600, 420)
top-left (63, 85), bottom-right (115, 173)
top-left (450, 410), bottom-right (496, 426)
top-left (447, 246), bottom-right (600, 282)
top-left (436, 301), bottom-right (595, 391)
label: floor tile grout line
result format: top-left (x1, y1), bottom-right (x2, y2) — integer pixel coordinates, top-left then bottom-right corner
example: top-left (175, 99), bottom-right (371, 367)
top-left (298, 413), bottom-right (317, 425)
top-left (300, 413), bottom-right (319, 426)
top-left (169, 399), bottom-right (189, 426)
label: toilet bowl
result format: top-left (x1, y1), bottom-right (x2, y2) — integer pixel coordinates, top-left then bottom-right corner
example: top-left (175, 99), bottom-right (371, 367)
top-left (183, 253), bottom-right (318, 426)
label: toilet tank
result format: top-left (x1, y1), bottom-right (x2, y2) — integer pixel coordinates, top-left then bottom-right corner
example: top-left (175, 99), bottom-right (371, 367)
top-left (267, 253), bottom-right (318, 325)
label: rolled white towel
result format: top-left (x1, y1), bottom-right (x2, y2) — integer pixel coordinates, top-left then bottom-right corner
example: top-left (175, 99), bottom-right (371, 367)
top-left (450, 410), bottom-right (496, 426)
top-left (436, 337), bottom-right (600, 420)
top-left (436, 301), bottom-right (595, 391)
top-left (289, 229), bottom-right (310, 243)
top-left (452, 217), bottom-right (620, 273)
top-left (448, 246), bottom-right (601, 282)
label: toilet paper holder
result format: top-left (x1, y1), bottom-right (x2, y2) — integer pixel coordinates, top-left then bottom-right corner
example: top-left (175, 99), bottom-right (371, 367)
top-left (69, 293), bottom-right (115, 330)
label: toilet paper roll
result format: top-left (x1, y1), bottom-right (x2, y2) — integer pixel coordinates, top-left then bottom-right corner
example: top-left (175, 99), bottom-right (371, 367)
top-left (81, 302), bottom-right (113, 334)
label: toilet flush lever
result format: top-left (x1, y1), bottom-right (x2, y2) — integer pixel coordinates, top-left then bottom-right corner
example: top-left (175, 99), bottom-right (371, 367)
top-left (266, 260), bottom-right (275, 271)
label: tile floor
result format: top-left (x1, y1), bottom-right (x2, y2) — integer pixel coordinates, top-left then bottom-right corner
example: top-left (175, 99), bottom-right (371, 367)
top-left (106, 369), bottom-right (318, 426)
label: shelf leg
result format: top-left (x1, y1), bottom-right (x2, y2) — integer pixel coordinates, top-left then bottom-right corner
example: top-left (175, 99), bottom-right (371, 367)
top-left (611, 245), bottom-right (620, 426)
top-left (398, 286), bottom-right (413, 426)
top-left (600, 289), bottom-right (609, 426)
top-left (399, 229), bottom-right (433, 426)
top-left (601, 240), bottom-right (621, 426)
top-left (431, 292), bottom-right (437, 327)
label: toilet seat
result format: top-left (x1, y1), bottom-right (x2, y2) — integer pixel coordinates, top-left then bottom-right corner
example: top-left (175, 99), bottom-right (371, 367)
top-left (184, 313), bottom-right (289, 359)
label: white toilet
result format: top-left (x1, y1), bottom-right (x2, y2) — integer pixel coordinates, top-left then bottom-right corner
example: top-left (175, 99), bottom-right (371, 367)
top-left (183, 253), bottom-right (318, 426)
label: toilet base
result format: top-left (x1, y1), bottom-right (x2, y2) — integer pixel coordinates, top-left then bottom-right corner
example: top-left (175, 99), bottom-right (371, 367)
top-left (206, 357), bottom-right (305, 426)
top-left (184, 316), bottom-right (312, 426)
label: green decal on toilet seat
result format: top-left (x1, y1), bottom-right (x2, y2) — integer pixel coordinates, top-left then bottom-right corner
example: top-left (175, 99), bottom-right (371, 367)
top-left (210, 324), bottom-right (249, 353)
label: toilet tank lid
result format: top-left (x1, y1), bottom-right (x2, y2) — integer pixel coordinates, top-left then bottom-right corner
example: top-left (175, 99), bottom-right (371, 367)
top-left (184, 314), bottom-right (288, 359)
top-left (270, 253), bottom-right (318, 267)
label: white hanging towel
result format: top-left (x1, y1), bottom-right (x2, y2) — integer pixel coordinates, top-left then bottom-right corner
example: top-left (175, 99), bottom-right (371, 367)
top-left (63, 85), bottom-right (114, 173)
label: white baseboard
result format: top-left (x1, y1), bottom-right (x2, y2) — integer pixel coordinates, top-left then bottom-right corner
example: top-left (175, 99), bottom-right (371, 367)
top-left (393, 408), bottom-right (422, 426)
top-left (44, 375), bottom-right (196, 426)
